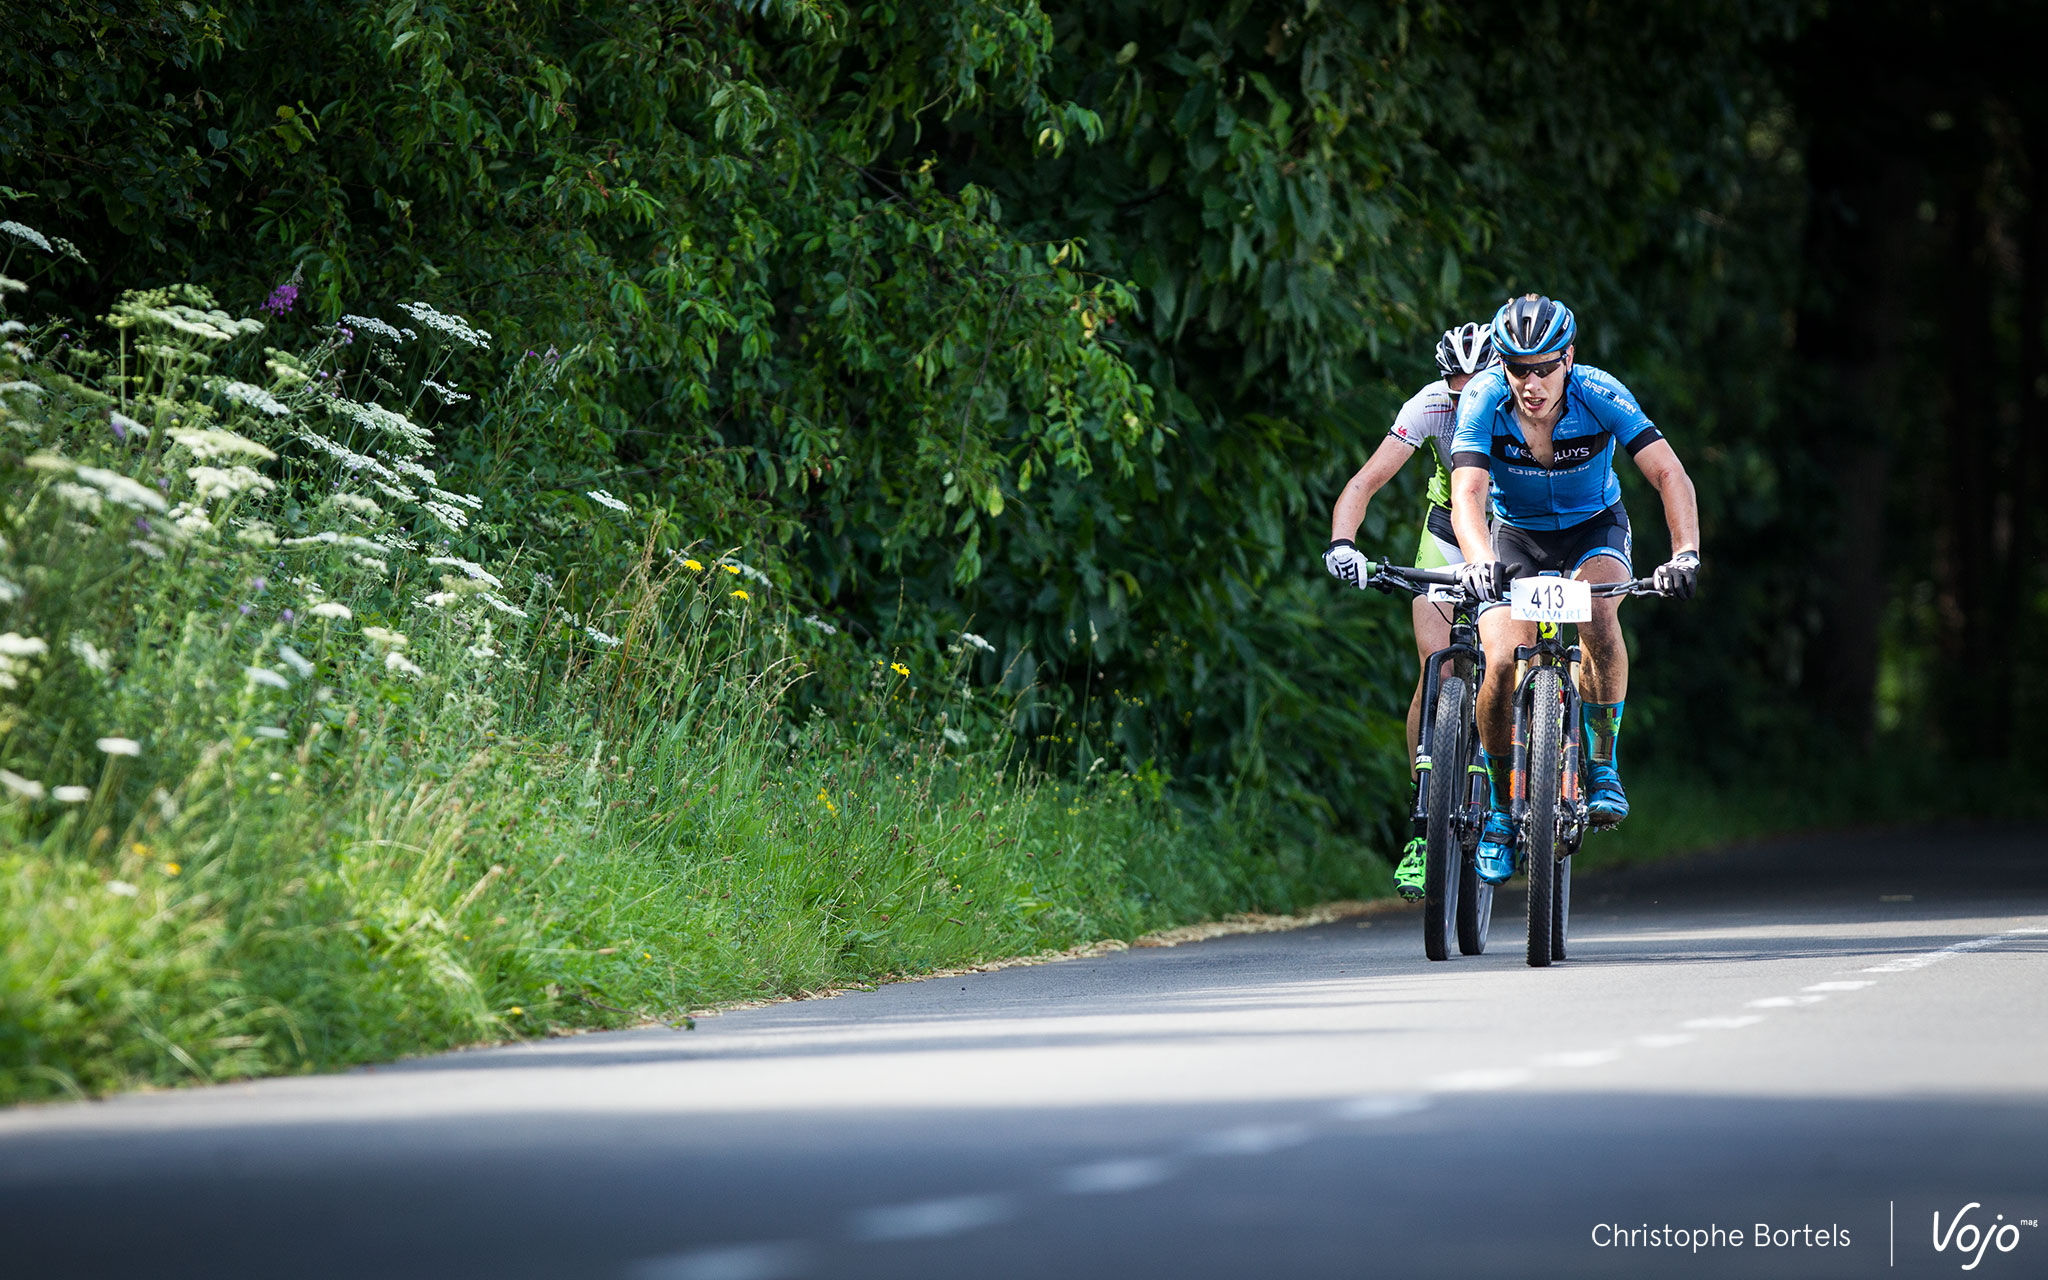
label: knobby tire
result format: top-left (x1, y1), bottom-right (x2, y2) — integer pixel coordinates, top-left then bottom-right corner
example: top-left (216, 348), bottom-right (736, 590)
top-left (1422, 676), bottom-right (1466, 962)
top-left (1524, 666), bottom-right (1563, 967)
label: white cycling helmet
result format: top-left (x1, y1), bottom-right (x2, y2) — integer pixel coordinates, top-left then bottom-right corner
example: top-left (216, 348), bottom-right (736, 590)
top-left (1435, 321), bottom-right (1497, 379)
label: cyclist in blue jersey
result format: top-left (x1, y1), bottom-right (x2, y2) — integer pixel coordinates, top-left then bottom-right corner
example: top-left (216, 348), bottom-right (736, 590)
top-left (1448, 295), bottom-right (1701, 884)
top-left (1325, 323), bottom-right (1496, 901)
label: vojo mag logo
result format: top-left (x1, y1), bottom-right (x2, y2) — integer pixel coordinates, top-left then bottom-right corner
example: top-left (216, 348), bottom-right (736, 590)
top-left (1930, 1204), bottom-right (2038, 1270)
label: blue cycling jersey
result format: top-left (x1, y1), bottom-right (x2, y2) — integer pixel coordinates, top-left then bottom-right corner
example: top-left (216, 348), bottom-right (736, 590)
top-left (1450, 363), bottom-right (1664, 531)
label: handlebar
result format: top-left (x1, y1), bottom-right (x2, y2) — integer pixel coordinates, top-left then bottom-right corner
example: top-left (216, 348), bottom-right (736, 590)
top-left (1365, 561), bottom-right (1674, 601)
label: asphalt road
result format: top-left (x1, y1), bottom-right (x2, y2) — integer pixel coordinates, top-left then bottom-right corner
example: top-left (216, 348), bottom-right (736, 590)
top-left (5, 824), bottom-right (2047, 1280)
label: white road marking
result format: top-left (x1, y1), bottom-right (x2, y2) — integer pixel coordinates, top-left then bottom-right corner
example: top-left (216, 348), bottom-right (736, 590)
top-left (1430, 1068), bottom-right (1533, 1091)
top-left (1057, 1157), bottom-right (1178, 1195)
top-left (1188, 1123), bottom-right (1313, 1156)
top-left (625, 1241), bottom-right (810, 1280)
top-left (1681, 1015), bottom-right (1765, 1030)
top-left (1333, 1094), bottom-right (1433, 1121)
top-left (1531, 1049), bottom-right (1621, 1069)
top-left (1803, 981), bottom-right (1873, 992)
top-left (1636, 1033), bottom-right (1697, 1049)
top-left (1746, 997), bottom-right (1800, 1008)
top-left (849, 1193), bottom-right (1014, 1242)
top-left (1861, 924), bottom-right (2048, 974)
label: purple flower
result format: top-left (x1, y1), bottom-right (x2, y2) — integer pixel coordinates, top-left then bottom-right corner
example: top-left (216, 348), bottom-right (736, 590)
top-left (239, 603), bottom-right (253, 616)
top-left (110, 418), bottom-right (126, 441)
top-left (251, 576), bottom-right (268, 592)
top-left (281, 608), bottom-right (296, 624)
top-left (135, 516), bottom-right (151, 533)
top-left (261, 281), bottom-right (299, 317)
top-left (335, 326), bottom-right (354, 344)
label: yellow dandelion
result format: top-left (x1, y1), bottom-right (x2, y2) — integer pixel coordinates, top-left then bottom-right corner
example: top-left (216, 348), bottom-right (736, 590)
top-left (683, 558), bottom-right (703, 572)
top-left (723, 564), bottom-right (740, 575)
top-left (642, 951), bottom-right (652, 960)
top-left (163, 862), bottom-right (181, 875)
top-left (731, 589), bottom-right (750, 601)
top-left (508, 1006), bottom-right (524, 1015)
top-left (891, 662), bottom-right (909, 676)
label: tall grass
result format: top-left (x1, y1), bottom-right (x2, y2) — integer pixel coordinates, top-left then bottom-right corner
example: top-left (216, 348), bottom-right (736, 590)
top-left (0, 234), bottom-right (1389, 1104)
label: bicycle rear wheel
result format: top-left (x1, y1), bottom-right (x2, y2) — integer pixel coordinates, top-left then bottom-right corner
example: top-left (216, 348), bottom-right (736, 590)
top-left (1551, 855), bottom-right (1571, 961)
top-left (1523, 666), bottom-right (1562, 968)
top-left (1422, 676), bottom-right (1467, 961)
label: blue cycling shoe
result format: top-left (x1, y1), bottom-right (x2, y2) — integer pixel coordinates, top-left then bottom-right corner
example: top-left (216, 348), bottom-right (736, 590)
top-left (1587, 763), bottom-right (1629, 827)
top-left (1475, 809), bottom-right (1517, 885)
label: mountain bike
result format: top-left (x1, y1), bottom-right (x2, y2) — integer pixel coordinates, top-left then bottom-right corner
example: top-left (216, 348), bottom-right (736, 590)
top-left (1365, 563), bottom-right (1495, 961)
top-left (1505, 573), bottom-right (1673, 967)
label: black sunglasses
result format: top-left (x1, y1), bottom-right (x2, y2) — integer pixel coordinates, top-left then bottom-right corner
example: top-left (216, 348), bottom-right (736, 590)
top-left (1501, 355), bottom-right (1566, 379)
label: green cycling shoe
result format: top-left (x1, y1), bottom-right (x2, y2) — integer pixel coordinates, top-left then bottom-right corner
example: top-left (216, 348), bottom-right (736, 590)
top-left (1394, 837), bottom-right (1427, 901)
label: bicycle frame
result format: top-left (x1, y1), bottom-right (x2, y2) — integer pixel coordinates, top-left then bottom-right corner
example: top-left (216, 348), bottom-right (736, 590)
top-left (1509, 619), bottom-right (1585, 854)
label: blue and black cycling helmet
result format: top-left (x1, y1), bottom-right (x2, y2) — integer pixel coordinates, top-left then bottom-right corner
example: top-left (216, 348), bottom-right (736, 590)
top-left (1434, 322), bottom-right (1497, 378)
top-left (1490, 294), bottom-right (1577, 357)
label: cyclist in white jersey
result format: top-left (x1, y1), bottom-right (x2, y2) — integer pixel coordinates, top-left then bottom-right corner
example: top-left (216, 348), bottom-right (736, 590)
top-left (1323, 323), bottom-right (1496, 900)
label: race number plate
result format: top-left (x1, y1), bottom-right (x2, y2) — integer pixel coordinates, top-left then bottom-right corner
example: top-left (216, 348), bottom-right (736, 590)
top-left (1509, 575), bottom-right (1592, 623)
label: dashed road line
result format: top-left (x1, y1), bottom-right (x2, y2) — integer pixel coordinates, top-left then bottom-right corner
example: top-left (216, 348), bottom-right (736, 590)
top-left (850, 1193), bottom-right (1016, 1242)
top-left (1057, 1157), bottom-right (1178, 1195)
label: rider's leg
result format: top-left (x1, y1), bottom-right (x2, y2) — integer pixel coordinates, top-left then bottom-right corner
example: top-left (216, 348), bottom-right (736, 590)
top-left (1574, 551), bottom-right (1632, 822)
top-left (1394, 596), bottom-right (1454, 899)
top-left (1407, 595), bottom-right (1452, 761)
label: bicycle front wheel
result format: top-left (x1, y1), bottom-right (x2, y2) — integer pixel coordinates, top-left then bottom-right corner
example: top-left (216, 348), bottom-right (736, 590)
top-left (1422, 675), bottom-right (1467, 962)
top-left (1523, 666), bottom-right (1563, 968)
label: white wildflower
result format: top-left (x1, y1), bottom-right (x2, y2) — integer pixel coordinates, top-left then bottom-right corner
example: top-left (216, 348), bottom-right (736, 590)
top-left (0, 770), bottom-right (45, 800)
top-left (283, 530), bottom-right (382, 551)
top-left (374, 530), bottom-right (418, 554)
top-left (75, 465), bottom-right (169, 512)
top-left (276, 644), bottom-right (314, 679)
top-left (309, 601), bottom-right (351, 620)
top-left (340, 314), bottom-right (404, 343)
top-left (128, 538), bottom-right (166, 559)
top-left (391, 458), bottom-right (437, 484)
top-left (69, 635), bottom-right (112, 673)
top-left (0, 380), bottom-right (46, 397)
top-left (190, 465), bottom-right (277, 502)
top-left (52, 482), bottom-right (103, 514)
top-left (171, 426), bottom-right (276, 461)
top-left (0, 275), bottom-right (26, 293)
top-left (253, 726), bottom-right (290, 740)
top-left (370, 479), bottom-right (416, 503)
top-left (0, 320), bottom-right (22, 337)
top-left (105, 880), bottom-right (140, 898)
top-left (236, 521), bottom-right (280, 547)
top-left (96, 737), bottom-right (142, 757)
top-left (429, 487), bottom-right (482, 510)
top-left (586, 488), bottom-right (630, 514)
top-left (220, 381), bottom-right (290, 418)
top-left (328, 492), bottom-right (382, 518)
top-left (360, 626), bottom-right (408, 650)
top-left (0, 633), bottom-right (49, 658)
top-left (0, 221), bottom-right (51, 253)
top-left (326, 398), bottom-right (433, 456)
top-left (384, 650), bottom-right (425, 678)
top-left (395, 300), bottom-right (491, 349)
top-left (801, 614), bottom-right (840, 635)
top-left (479, 591), bottom-right (529, 620)
top-left (0, 578), bottom-right (20, 604)
top-left (466, 641), bottom-right (499, 661)
top-left (110, 411), bottom-right (151, 440)
top-left (52, 785), bottom-right (91, 803)
top-left (420, 500), bottom-right (469, 530)
top-left (958, 631), bottom-right (996, 654)
top-left (349, 553), bottom-right (389, 576)
top-left (426, 556), bottom-right (503, 589)
top-left (942, 727), bottom-right (969, 747)
top-left (585, 625), bottom-right (622, 648)
top-left (422, 591), bottom-right (461, 608)
top-left (297, 429), bottom-right (402, 483)
top-left (168, 501), bottom-right (212, 535)
top-left (245, 665), bottom-right (290, 690)
top-left (421, 377), bottom-right (472, 404)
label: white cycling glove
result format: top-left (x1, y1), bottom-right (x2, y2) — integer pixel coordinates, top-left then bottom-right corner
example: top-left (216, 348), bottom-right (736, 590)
top-left (1323, 538), bottom-right (1375, 588)
top-left (1653, 550), bottom-right (1700, 600)
top-left (1457, 559), bottom-right (1507, 603)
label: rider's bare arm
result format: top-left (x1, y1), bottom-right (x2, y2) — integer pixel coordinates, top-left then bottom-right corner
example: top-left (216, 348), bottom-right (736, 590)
top-left (1450, 464), bottom-right (1492, 565)
top-left (1328, 435), bottom-right (1419, 542)
top-left (1629, 439), bottom-right (1700, 558)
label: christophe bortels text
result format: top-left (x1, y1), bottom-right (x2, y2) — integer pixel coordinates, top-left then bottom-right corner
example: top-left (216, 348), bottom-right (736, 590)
top-left (1590, 1223), bottom-right (1851, 1252)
